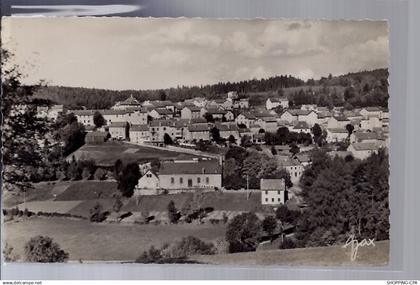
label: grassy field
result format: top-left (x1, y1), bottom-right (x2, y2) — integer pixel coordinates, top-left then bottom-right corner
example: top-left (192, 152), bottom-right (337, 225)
top-left (70, 141), bottom-right (201, 166)
top-left (54, 181), bottom-right (118, 201)
top-left (190, 240), bottom-right (389, 267)
top-left (4, 217), bottom-right (226, 261)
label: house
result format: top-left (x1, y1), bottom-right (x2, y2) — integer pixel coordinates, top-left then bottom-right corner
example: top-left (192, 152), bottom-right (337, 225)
top-left (181, 105), bottom-right (203, 120)
top-left (276, 156), bottom-right (304, 184)
top-left (235, 112), bottom-right (257, 128)
top-left (112, 94), bottom-right (142, 110)
top-left (326, 128), bottom-right (349, 143)
top-left (37, 104), bottom-right (64, 120)
top-left (227, 91), bottom-right (239, 100)
top-left (102, 110), bottom-right (127, 125)
top-left (300, 104), bottom-right (317, 111)
top-left (71, 110), bottom-right (95, 126)
top-left (295, 153), bottom-right (311, 167)
top-left (85, 131), bottom-right (108, 144)
top-left (350, 131), bottom-right (386, 146)
top-left (216, 123), bottom-right (240, 141)
top-left (234, 98), bottom-right (250, 109)
top-left (124, 109), bottom-right (148, 125)
top-left (317, 111), bottom-right (333, 125)
top-left (260, 178), bottom-right (287, 205)
top-left (129, 124), bottom-right (150, 144)
top-left (280, 110), bottom-right (298, 123)
top-left (135, 170), bottom-right (160, 195)
top-left (224, 110), bottom-right (235, 121)
top-left (154, 108), bottom-right (173, 119)
top-left (149, 120), bottom-right (177, 142)
top-left (147, 109), bottom-right (162, 120)
top-left (327, 116), bottom-right (351, 129)
top-left (256, 117), bottom-right (278, 133)
top-left (186, 124), bottom-right (210, 141)
top-left (157, 159), bottom-right (222, 190)
top-left (347, 142), bottom-right (380, 160)
top-left (296, 110), bottom-right (318, 126)
top-left (360, 116), bottom-right (381, 131)
top-left (108, 122), bottom-right (128, 139)
top-left (206, 107), bottom-right (227, 120)
top-left (266, 98), bottom-right (289, 110)
top-left (360, 107), bottom-right (382, 119)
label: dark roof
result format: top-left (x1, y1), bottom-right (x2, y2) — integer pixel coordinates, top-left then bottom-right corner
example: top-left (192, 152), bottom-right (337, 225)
top-left (350, 142), bottom-right (380, 151)
top-left (206, 107), bottom-right (227, 115)
top-left (119, 95), bottom-right (140, 105)
top-left (86, 131), bottom-right (107, 138)
top-left (260, 179), bottom-right (286, 190)
top-left (183, 105), bottom-right (202, 112)
top-left (190, 118), bottom-right (207, 124)
top-left (188, 124), bottom-right (210, 132)
top-left (130, 124), bottom-right (149, 132)
top-left (155, 108), bottom-right (172, 115)
top-left (327, 128), bottom-right (348, 133)
top-left (333, 115), bottom-right (350, 121)
top-left (159, 159), bottom-right (222, 175)
top-left (109, 122), bottom-right (127, 128)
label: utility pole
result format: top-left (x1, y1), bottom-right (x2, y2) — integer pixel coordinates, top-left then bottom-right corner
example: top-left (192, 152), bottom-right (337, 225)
top-left (246, 174), bottom-right (250, 200)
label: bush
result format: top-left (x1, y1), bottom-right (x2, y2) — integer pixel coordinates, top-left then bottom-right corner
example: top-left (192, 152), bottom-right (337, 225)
top-left (226, 212), bottom-right (262, 253)
top-left (135, 246), bottom-right (163, 263)
top-left (24, 236), bottom-right (69, 262)
top-left (167, 200), bottom-right (180, 224)
top-left (89, 203), bottom-right (108, 222)
top-left (279, 238), bottom-right (296, 249)
top-left (169, 236), bottom-right (215, 258)
top-left (94, 168), bottom-right (107, 180)
top-left (113, 196), bottom-right (123, 213)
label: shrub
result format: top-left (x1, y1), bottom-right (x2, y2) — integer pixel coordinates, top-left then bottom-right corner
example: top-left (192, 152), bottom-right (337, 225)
top-left (135, 246), bottom-right (162, 263)
top-left (169, 236), bottom-right (215, 258)
top-left (89, 203), bottom-right (108, 222)
top-left (3, 242), bottom-right (19, 262)
top-left (94, 168), bottom-right (107, 180)
top-left (262, 216), bottom-right (278, 235)
top-left (226, 212), bottom-right (262, 253)
top-left (279, 238), bottom-right (296, 249)
top-left (167, 200), bottom-right (180, 224)
top-left (113, 197), bottom-right (123, 213)
top-left (24, 236), bottom-right (69, 262)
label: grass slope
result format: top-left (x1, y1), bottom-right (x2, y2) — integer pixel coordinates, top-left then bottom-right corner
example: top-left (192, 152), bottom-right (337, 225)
top-left (70, 142), bottom-right (201, 166)
top-left (4, 217), bottom-right (226, 261)
top-left (191, 240), bottom-right (389, 266)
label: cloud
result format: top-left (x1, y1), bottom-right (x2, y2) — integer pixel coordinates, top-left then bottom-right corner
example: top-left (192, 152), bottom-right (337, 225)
top-left (149, 48), bottom-right (189, 66)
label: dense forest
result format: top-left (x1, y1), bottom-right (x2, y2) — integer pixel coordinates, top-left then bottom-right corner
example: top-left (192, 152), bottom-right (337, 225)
top-left (34, 68), bottom-right (388, 110)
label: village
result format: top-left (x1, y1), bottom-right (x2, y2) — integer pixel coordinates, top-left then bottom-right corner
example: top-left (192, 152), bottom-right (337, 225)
top-left (35, 89), bottom-right (389, 207)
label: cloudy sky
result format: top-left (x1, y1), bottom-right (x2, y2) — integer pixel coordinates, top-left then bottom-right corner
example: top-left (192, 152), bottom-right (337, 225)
top-left (2, 17), bottom-right (388, 90)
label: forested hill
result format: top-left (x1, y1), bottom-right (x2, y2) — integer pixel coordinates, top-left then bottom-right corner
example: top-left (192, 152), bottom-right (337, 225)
top-left (34, 68), bottom-right (388, 110)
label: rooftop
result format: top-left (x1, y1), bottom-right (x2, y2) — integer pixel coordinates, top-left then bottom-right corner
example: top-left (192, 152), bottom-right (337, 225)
top-left (130, 124), bottom-right (149, 132)
top-left (260, 179), bottom-right (286, 190)
top-left (159, 159), bottom-right (222, 175)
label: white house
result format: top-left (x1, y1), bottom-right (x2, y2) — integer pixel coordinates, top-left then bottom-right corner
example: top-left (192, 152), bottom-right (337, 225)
top-left (326, 128), bottom-right (349, 143)
top-left (266, 98), bottom-right (289, 110)
top-left (347, 142), bottom-right (380, 160)
top-left (293, 121), bottom-right (311, 134)
top-left (260, 178), bottom-right (287, 205)
top-left (129, 124), bottom-right (150, 144)
top-left (235, 112), bottom-right (257, 128)
top-left (181, 105), bottom-right (203, 120)
top-left (186, 124), bottom-right (210, 141)
top-left (280, 110), bottom-right (298, 123)
top-left (297, 110), bottom-right (318, 127)
top-left (108, 122), bottom-right (127, 139)
top-left (224, 110), bottom-right (235, 121)
top-left (327, 116), bottom-right (351, 129)
top-left (135, 170), bottom-right (160, 195)
top-left (360, 116), bottom-right (381, 131)
top-left (125, 109), bottom-right (148, 125)
top-left (360, 107), bottom-right (382, 119)
top-left (276, 156), bottom-right (304, 184)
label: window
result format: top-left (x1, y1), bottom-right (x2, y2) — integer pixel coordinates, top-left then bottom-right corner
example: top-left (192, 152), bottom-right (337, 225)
top-left (278, 198), bottom-right (281, 202)
top-left (171, 177), bottom-right (174, 184)
top-left (179, 177), bottom-right (183, 184)
top-left (265, 191), bottom-right (268, 195)
top-left (295, 173), bottom-right (297, 177)
top-left (265, 198), bottom-right (268, 202)
top-left (206, 177), bottom-right (209, 184)
top-left (146, 174), bottom-right (152, 178)
top-left (272, 198), bottom-right (274, 202)
top-left (278, 191), bottom-right (280, 195)
top-left (197, 177), bottom-right (201, 183)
